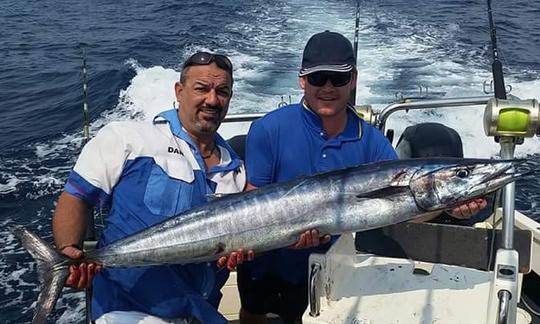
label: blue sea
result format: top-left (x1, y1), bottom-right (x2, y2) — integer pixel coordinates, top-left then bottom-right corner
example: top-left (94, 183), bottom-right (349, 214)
top-left (1, 0), bottom-right (539, 322)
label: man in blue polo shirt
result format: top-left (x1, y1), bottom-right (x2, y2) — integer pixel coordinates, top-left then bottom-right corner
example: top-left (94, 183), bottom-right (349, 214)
top-left (237, 31), bottom-right (487, 324)
top-left (52, 52), bottom-right (246, 323)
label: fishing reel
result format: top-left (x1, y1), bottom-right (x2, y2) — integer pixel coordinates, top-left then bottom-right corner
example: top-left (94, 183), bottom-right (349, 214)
top-left (483, 98), bottom-right (540, 139)
top-left (354, 104), bottom-right (393, 141)
top-left (354, 104), bottom-right (376, 124)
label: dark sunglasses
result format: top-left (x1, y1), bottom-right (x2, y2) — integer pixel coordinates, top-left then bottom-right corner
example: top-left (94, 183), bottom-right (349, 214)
top-left (306, 71), bottom-right (352, 87)
top-left (183, 51), bottom-right (233, 73)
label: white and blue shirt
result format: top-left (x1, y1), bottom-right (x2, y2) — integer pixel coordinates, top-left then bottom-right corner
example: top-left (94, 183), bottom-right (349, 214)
top-left (65, 109), bottom-right (245, 323)
top-left (244, 101), bottom-right (397, 284)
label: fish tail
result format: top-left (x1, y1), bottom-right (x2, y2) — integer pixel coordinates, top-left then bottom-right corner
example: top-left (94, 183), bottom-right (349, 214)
top-left (9, 226), bottom-right (71, 324)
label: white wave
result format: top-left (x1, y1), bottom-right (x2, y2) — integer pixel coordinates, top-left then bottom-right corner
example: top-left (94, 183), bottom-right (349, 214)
top-left (339, 7), bottom-right (540, 159)
top-left (117, 54), bottom-right (287, 120)
top-left (25, 174), bottom-right (65, 199)
top-left (56, 291), bottom-right (86, 324)
top-left (0, 176), bottom-right (22, 194)
top-left (117, 63), bottom-right (178, 121)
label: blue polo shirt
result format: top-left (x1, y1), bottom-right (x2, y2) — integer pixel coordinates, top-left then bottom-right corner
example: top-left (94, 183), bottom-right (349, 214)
top-left (245, 101), bottom-right (397, 284)
top-left (65, 109), bottom-right (245, 322)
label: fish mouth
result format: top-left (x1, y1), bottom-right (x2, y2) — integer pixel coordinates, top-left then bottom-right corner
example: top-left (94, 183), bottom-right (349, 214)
top-left (470, 159), bottom-right (531, 195)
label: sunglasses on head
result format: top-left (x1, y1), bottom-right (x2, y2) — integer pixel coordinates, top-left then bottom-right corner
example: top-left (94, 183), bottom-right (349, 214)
top-left (306, 71), bottom-right (352, 87)
top-left (183, 52), bottom-right (233, 73)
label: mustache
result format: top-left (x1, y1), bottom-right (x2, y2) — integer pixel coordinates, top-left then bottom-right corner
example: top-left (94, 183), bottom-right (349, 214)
top-left (198, 104), bottom-right (223, 113)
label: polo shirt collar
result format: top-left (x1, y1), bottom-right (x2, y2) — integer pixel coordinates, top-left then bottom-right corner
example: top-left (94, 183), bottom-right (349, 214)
top-left (154, 109), bottom-right (242, 172)
top-left (300, 99), bottom-right (361, 141)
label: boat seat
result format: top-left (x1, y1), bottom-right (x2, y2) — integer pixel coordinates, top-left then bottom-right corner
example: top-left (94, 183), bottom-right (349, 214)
top-left (395, 122), bottom-right (463, 158)
top-left (395, 122), bottom-right (491, 226)
top-left (227, 135), bottom-right (246, 161)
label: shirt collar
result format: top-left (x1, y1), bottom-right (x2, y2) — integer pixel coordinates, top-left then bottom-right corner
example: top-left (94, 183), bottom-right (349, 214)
top-left (154, 109), bottom-right (185, 138)
top-left (154, 109), bottom-right (242, 172)
top-left (300, 99), bottom-right (361, 141)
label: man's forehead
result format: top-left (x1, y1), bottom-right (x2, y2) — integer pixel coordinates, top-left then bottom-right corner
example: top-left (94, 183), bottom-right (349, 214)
top-left (185, 64), bottom-right (232, 84)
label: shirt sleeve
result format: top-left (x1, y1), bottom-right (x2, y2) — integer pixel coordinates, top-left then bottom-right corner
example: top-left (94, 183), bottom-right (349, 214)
top-left (64, 123), bottom-right (129, 207)
top-left (367, 123), bottom-right (398, 162)
top-left (376, 136), bottom-right (398, 161)
top-left (245, 120), bottom-right (274, 187)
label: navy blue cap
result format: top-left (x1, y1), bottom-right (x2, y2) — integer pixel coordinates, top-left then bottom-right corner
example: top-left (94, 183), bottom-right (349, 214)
top-left (299, 31), bottom-right (355, 76)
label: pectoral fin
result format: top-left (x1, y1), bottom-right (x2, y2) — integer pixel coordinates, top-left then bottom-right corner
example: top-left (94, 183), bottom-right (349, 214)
top-left (355, 186), bottom-right (410, 201)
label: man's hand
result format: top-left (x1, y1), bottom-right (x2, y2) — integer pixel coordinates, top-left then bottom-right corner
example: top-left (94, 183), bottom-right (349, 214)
top-left (447, 198), bottom-right (488, 219)
top-left (217, 248), bottom-right (255, 271)
top-left (290, 229), bottom-right (332, 250)
top-left (61, 246), bottom-right (101, 289)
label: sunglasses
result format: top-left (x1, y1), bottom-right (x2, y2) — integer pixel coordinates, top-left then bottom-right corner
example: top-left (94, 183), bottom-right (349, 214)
top-left (183, 52), bottom-right (233, 73)
top-left (306, 71), bottom-right (352, 87)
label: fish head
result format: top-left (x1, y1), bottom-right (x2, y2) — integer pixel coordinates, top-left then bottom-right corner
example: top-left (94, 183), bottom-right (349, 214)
top-left (409, 158), bottom-right (527, 211)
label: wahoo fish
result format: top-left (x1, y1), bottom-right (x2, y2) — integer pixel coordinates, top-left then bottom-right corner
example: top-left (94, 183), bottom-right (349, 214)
top-left (12, 158), bottom-right (527, 323)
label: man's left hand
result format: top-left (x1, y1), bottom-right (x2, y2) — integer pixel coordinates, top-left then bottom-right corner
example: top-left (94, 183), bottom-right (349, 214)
top-left (447, 198), bottom-right (488, 219)
top-left (217, 248), bottom-right (255, 271)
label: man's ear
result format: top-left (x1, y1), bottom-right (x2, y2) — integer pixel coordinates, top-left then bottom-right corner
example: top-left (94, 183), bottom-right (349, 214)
top-left (350, 69), bottom-right (358, 89)
top-left (174, 81), bottom-right (183, 103)
top-left (299, 76), bottom-right (306, 90)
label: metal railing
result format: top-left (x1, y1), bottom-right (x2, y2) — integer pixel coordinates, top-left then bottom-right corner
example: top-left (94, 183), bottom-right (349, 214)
top-left (222, 96), bottom-right (495, 134)
top-left (376, 96), bottom-right (493, 132)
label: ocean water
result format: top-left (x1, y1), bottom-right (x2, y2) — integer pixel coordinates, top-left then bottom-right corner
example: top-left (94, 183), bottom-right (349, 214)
top-left (0, 0), bottom-right (539, 322)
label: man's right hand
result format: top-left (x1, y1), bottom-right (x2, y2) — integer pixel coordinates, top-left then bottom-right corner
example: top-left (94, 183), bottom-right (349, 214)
top-left (290, 229), bottom-right (332, 249)
top-left (61, 246), bottom-right (101, 289)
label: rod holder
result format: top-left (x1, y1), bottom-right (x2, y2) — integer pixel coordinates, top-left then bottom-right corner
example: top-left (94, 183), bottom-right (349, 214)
top-left (309, 262), bottom-right (322, 317)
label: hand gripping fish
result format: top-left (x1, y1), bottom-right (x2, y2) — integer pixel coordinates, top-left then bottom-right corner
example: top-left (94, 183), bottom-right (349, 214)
top-left (11, 158), bottom-right (529, 323)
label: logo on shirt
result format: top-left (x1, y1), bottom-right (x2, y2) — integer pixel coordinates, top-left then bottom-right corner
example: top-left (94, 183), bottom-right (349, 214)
top-left (168, 147), bottom-right (183, 155)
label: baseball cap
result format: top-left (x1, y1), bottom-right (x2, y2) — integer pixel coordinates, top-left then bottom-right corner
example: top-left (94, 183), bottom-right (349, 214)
top-left (299, 31), bottom-right (355, 76)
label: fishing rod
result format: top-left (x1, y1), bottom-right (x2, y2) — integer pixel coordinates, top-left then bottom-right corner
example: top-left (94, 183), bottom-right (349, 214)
top-left (349, 0), bottom-right (361, 105)
top-left (82, 47), bottom-right (90, 145)
top-left (80, 44), bottom-right (97, 324)
top-left (484, 1), bottom-right (526, 323)
top-left (485, 0), bottom-right (505, 234)
top-left (487, 0), bottom-right (506, 100)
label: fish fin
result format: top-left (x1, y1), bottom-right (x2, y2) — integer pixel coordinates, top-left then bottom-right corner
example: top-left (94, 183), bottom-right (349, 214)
top-left (355, 186), bottom-right (409, 200)
top-left (9, 226), bottom-right (70, 324)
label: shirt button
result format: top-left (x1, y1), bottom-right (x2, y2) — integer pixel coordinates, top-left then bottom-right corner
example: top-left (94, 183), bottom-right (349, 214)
top-left (206, 262), bottom-right (211, 267)
top-left (320, 132), bottom-right (324, 136)
top-left (203, 292), bottom-right (208, 298)
top-left (322, 154), bottom-right (327, 158)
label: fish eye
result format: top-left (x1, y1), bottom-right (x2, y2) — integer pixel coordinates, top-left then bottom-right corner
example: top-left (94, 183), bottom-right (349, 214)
top-left (456, 169), bottom-right (470, 178)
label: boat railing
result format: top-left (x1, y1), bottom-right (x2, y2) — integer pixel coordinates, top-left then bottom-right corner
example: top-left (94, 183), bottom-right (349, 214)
top-left (375, 95), bottom-right (493, 132)
top-left (223, 113), bottom-right (265, 123)
top-left (222, 95), bottom-right (497, 135)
